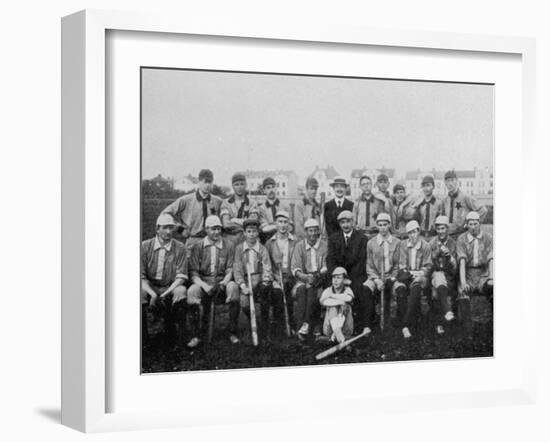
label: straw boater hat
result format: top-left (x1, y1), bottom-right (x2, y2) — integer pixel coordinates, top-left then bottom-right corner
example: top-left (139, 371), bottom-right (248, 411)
top-left (330, 176), bottom-right (349, 187)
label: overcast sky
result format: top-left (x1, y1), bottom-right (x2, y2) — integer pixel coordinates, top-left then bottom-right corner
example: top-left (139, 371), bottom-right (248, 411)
top-left (141, 68), bottom-right (494, 184)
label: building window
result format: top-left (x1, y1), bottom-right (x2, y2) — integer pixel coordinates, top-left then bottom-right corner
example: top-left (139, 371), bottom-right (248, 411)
top-left (282, 182), bottom-right (286, 188)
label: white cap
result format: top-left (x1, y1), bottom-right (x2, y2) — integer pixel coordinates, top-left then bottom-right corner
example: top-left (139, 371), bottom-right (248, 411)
top-left (434, 215), bottom-right (450, 226)
top-left (331, 266), bottom-right (348, 277)
top-left (156, 213), bottom-right (176, 227)
top-left (205, 215), bottom-right (222, 228)
top-left (304, 218), bottom-right (320, 229)
top-left (405, 220), bottom-right (420, 233)
top-left (466, 211), bottom-right (480, 222)
top-left (337, 210), bottom-right (353, 221)
top-left (376, 213), bottom-right (392, 224)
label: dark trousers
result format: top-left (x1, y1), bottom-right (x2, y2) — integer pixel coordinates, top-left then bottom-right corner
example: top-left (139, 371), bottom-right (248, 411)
top-left (142, 296), bottom-right (187, 345)
top-left (294, 284), bottom-right (321, 330)
top-left (396, 282), bottom-right (423, 328)
top-left (188, 290), bottom-right (241, 338)
top-left (363, 284), bottom-right (392, 329)
top-left (351, 281), bottom-right (369, 331)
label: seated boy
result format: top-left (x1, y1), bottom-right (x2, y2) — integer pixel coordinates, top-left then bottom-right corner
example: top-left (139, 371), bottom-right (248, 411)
top-left (320, 267), bottom-right (354, 343)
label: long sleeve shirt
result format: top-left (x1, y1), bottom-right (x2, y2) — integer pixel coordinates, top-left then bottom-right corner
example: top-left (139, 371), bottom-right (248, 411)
top-left (265, 233), bottom-right (298, 273)
top-left (232, 241), bottom-right (273, 286)
top-left (429, 235), bottom-right (457, 274)
top-left (353, 194), bottom-right (387, 234)
top-left (189, 237), bottom-right (234, 279)
top-left (291, 238), bottom-right (328, 276)
top-left (219, 194), bottom-right (257, 234)
top-left (320, 286), bottom-right (354, 306)
top-left (366, 234), bottom-right (401, 280)
top-left (413, 195), bottom-right (444, 236)
top-left (141, 237), bottom-right (188, 286)
top-left (398, 237), bottom-right (433, 275)
top-left (293, 197), bottom-right (321, 239)
top-left (442, 190), bottom-right (488, 236)
top-left (162, 190), bottom-right (222, 237)
top-left (456, 231), bottom-right (493, 268)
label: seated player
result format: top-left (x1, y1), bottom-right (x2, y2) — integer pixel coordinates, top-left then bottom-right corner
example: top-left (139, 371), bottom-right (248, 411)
top-left (187, 215), bottom-right (241, 347)
top-left (395, 220), bottom-right (433, 339)
top-left (141, 214), bottom-right (188, 347)
top-left (429, 215), bottom-right (457, 335)
top-left (320, 267), bottom-right (354, 344)
top-left (233, 218), bottom-right (273, 341)
top-left (363, 213), bottom-right (401, 335)
top-left (291, 218), bottom-right (328, 340)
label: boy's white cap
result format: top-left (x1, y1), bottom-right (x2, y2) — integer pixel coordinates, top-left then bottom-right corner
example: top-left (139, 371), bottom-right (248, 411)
top-left (304, 218), bottom-right (320, 229)
top-left (331, 266), bottom-right (348, 277)
top-left (405, 220), bottom-right (420, 233)
top-left (205, 215), bottom-right (222, 228)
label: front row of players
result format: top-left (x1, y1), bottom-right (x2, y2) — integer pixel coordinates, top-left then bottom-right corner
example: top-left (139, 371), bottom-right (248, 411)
top-left (142, 208), bottom-right (493, 349)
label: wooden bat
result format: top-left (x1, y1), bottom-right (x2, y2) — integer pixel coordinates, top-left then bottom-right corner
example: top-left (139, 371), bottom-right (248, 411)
top-left (246, 265), bottom-right (259, 346)
top-left (380, 268), bottom-right (385, 332)
top-left (315, 329), bottom-right (369, 361)
top-left (289, 202), bottom-right (296, 226)
top-left (278, 267), bottom-right (291, 337)
top-left (319, 191), bottom-right (326, 236)
top-left (207, 296), bottom-right (215, 344)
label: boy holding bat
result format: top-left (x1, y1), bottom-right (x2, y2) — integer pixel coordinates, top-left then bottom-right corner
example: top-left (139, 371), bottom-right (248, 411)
top-left (233, 218), bottom-right (273, 342)
top-left (320, 267), bottom-right (354, 343)
top-left (265, 210), bottom-right (298, 337)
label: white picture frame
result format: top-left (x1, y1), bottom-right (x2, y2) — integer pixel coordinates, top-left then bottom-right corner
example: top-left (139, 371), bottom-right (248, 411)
top-left (61, 9), bottom-right (537, 433)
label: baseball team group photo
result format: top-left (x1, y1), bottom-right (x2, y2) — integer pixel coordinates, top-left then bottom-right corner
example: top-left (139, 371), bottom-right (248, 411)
top-left (140, 67), bottom-right (494, 373)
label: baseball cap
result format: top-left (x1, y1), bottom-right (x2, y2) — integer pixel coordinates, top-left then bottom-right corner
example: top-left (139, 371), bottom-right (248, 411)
top-left (331, 266), bottom-right (348, 277)
top-left (393, 184), bottom-right (405, 193)
top-left (406, 220), bottom-right (420, 233)
top-left (466, 211), bottom-right (480, 222)
top-left (421, 175), bottom-right (435, 186)
top-left (444, 170), bottom-right (457, 180)
top-left (243, 218), bottom-right (260, 230)
top-left (156, 213), bottom-right (176, 227)
top-left (305, 177), bottom-right (319, 189)
top-left (205, 215), bottom-right (222, 228)
top-left (376, 173), bottom-right (389, 183)
top-left (232, 172), bottom-right (246, 184)
top-left (376, 213), bottom-right (392, 224)
top-left (262, 177), bottom-right (276, 188)
top-left (304, 218), bottom-right (320, 229)
top-left (434, 215), bottom-right (450, 226)
top-left (275, 210), bottom-right (290, 220)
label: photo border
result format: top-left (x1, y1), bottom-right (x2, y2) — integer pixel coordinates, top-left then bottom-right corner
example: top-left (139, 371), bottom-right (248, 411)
top-left (61, 9), bottom-right (536, 432)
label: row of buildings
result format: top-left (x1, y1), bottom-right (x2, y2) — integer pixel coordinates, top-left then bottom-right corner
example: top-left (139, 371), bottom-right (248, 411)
top-left (172, 166), bottom-right (494, 200)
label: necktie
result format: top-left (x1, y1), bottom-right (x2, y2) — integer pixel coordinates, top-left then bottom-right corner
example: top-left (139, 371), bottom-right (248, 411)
top-left (202, 199), bottom-right (208, 228)
top-left (237, 200), bottom-right (246, 218)
top-left (448, 195), bottom-right (455, 224)
top-left (473, 237), bottom-right (479, 267)
top-left (267, 201), bottom-right (277, 220)
top-left (365, 198), bottom-right (370, 228)
top-left (338, 201), bottom-right (342, 209)
top-left (424, 201), bottom-right (430, 231)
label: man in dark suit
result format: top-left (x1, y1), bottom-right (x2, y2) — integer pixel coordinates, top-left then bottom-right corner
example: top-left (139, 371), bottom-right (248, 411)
top-left (326, 210), bottom-right (369, 334)
top-left (324, 176), bottom-right (354, 237)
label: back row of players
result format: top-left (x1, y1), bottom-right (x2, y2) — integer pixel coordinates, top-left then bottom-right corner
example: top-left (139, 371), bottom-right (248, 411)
top-left (141, 169), bottom-right (492, 349)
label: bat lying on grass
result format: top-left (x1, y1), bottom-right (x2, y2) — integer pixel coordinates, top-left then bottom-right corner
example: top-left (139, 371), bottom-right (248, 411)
top-left (315, 329), bottom-right (370, 361)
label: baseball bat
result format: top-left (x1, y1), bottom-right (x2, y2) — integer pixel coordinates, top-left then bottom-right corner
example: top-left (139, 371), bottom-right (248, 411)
top-left (246, 265), bottom-right (259, 346)
top-left (278, 267), bottom-right (291, 337)
top-left (319, 191), bottom-right (326, 236)
top-left (289, 202), bottom-right (296, 226)
top-left (315, 329), bottom-right (369, 361)
top-left (380, 269), bottom-right (385, 332)
top-left (207, 295), bottom-right (215, 344)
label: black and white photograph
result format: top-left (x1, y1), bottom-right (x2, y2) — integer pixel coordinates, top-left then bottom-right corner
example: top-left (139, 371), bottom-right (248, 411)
top-left (140, 67), bottom-right (494, 373)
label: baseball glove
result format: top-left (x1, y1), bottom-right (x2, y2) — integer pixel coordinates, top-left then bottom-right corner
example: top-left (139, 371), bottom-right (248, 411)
top-left (396, 268), bottom-right (413, 284)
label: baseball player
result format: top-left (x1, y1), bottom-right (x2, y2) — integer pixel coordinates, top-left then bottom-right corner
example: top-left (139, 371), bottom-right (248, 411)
top-left (395, 220), bottom-right (433, 339)
top-left (257, 177), bottom-right (289, 244)
top-left (320, 267), bottom-right (355, 343)
top-left (429, 215), bottom-right (457, 335)
top-left (141, 214), bottom-right (188, 347)
top-left (456, 211), bottom-right (493, 336)
top-left (362, 213), bottom-right (401, 335)
top-left (162, 169), bottom-right (222, 249)
top-left (391, 184), bottom-right (416, 239)
top-left (294, 177), bottom-right (322, 240)
top-left (323, 176), bottom-right (354, 237)
top-left (412, 175), bottom-right (444, 239)
top-left (233, 218), bottom-right (274, 340)
top-left (291, 218), bottom-right (328, 340)
top-left (220, 172), bottom-right (257, 246)
top-left (265, 210), bottom-right (298, 337)
top-left (187, 215), bottom-right (241, 347)
top-left (353, 175), bottom-right (388, 239)
top-left (442, 170), bottom-right (488, 238)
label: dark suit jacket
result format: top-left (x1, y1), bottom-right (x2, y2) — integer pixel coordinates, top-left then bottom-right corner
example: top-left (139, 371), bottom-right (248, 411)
top-left (326, 229), bottom-right (367, 287)
top-left (324, 198), bottom-right (354, 237)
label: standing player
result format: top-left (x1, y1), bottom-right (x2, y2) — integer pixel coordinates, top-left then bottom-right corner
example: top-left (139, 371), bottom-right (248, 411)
top-left (186, 215), bottom-right (241, 347)
top-left (162, 169), bottom-right (222, 249)
top-left (442, 170), bottom-right (488, 238)
top-left (413, 175), bottom-right (444, 239)
top-left (326, 210), bottom-right (369, 334)
top-left (363, 213), bottom-right (401, 335)
top-left (233, 218), bottom-right (274, 341)
top-left (141, 214), bottom-right (188, 347)
top-left (294, 177), bottom-right (322, 240)
top-left (323, 176), bottom-right (354, 237)
top-left (353, 175), bottom-right (387, 240)
top-left (220, 172), bottom-right (257, 246)
top-left (391, 184), bottom-right (416, 239)
top-left (265, 210), bottom-right (298, 337)
top-left (291, 218), bottom-right (328, 340)
top-left (257, 177), bottom-right (288, 244)
top-left (395, 220), bottom-right (433, 339)
top-left (429, 215), bottom-right (457, 335)
top-left (456, 211), bottom-right (493, 337)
